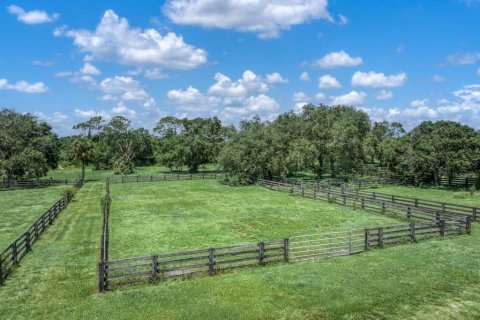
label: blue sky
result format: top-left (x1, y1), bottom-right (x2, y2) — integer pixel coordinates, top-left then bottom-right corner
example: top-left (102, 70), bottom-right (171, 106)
top-left (1, 0), bottom-right (480, 135)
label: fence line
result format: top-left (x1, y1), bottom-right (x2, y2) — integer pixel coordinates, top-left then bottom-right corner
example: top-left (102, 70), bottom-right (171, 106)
top-left (98, 178), bottom-right (110, 292)
top-left (0, 179), bottom-right (83, 286)
top-left (98, 217), bottom-right (469, 291)
top-left (0, 178), bottom-right (82, 190)
top-left (108, 172), bottom-right (224, 184)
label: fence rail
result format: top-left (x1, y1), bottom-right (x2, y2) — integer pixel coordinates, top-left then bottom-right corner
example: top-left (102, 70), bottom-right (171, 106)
top-left (0, 178), bottom-right (82, 190)
top-left (109, 172), bottom-right (224, 184)
top-left (0, 179), bottom-right (83, 286)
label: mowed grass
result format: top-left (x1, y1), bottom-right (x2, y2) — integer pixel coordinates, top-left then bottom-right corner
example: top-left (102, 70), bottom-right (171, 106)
top-left (0, 186), bottom-right (66, 248)
top-left (0, 183), bottom-right (479, 319)
top-left (365, 185), bottom-right (480, 207)
top-left (109, 180), bottom-right (400, 258)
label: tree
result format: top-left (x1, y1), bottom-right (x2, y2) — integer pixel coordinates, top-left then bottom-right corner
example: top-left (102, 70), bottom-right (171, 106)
top-left (73, 116), bottom-right (104, 139)
top-left (0, 109), bottom-right (59, 180)
top-left (69, 138), bottom-right (94, 180)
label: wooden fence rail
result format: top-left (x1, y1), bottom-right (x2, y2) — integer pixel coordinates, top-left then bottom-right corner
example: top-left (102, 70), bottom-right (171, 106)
top-left (0, 178), bottom-right (82, 190)
top-left (98, 217), bottom-right (469, 291)
top-left (0, 179), bottom-right (83, 286)
top-left (109, 172), bottom-right (224, 184)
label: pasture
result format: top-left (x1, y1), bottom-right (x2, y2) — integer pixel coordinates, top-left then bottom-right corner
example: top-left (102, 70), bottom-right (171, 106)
top-left (0, 180), bottom-right (479, 319)
top-left (0, 186), bottom-right (66, 248)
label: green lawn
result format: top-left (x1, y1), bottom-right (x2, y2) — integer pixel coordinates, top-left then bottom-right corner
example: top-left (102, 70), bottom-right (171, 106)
top-left (109, 180), bottom-right (400, 258)
top-left (365, 185), bottom-right (480, 207)
top-left (0, 182), bottom-right (478, 319)
top-left (0, 186), bottom-right (66, 249)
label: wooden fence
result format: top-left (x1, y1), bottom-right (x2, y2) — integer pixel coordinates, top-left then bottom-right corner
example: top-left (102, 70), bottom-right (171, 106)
top-left (0, 178), bottom-right (82, 190)
top-left (259, 180), bottom-right (473, 228)
top-left (109, 172), bottom-right (224, 184)
top-left (98, 217), bottom-right (469, 291)
top-left (0, 179), bottom-right (83, 286)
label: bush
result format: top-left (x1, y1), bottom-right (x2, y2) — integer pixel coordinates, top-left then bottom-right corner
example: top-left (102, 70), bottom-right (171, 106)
top-left (469, 185), bottom-right (476, 196)
top-left (60, 187), bottom-right (75, 199)
top-left (113, 158), bottom-right (135, 175)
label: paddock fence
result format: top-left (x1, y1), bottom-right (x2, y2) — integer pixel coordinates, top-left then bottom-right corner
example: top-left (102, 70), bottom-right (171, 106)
top-left (0, 179), bottom-right (83, 286)
top-left (109, 172), bottom-right (224, 184)
top-left (0, 178), bottom-right (82, 190)
top-left (98, 217), bottom-right (470, 291)
top-left (267, 179), bottom-right (476, 223)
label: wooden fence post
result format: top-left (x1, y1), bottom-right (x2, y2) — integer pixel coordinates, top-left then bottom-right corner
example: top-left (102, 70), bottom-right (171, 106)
top-left (342, 194), bottom-right (346, 205)
top-left (372, 192), bottom-right (376, 200)
top-left (208, 248), bottom-right (215, 275)
top-left (25, 231), bottom-right (31, 252)
top-left (34, 222), bottom-right (39, 240)
top-left (151, 255), bottom-right (158, 282)
top-left (391, 195), bottom-right (395, 203)
top-left (378, 227), bottom-right (384, 248)
top-left (409, 223), bottom-right (416, 242)
top-left (382, 202), bottom-right (386, 214)
top-left (258, 242), bottom-right (265, 266)
top-left (414, 198), bottom-right (419, 207)
top-left (439, 220), bottom-right (445, 237)
top-left (313, 189), bottom-right (317, 199)
top-left (364, 229), bottom-right (370, 251)
top-left (441, 203), bottom-right (446, 213)
top-left (12, 242), bottom-right (18, 266)
top-left (361, 197), bottom-right (365, 209)
top-left (472, 208), bottom-right (477, 222)
top-left (466, 216), bottom-right (472, 235)
top-left (283, 238), bottom-right (290, 262)
top-left (98, 262), bottom-right (106, 292)
top-left (407, 207), bottom-right (412, 220)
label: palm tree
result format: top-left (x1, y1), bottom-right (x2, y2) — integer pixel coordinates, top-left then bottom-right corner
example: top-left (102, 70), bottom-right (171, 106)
top-left (70, 138), bottom-right (94, 181)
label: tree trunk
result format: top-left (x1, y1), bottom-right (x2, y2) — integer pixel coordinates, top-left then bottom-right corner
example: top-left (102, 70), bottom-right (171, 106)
top-left (433, 170), bottom-right (439, 187)
top-left (330, 158), bottom-right (336, 178)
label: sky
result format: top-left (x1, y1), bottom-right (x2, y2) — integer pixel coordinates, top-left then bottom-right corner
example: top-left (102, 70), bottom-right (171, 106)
top-left (1, 0), bottom-right (480, 135)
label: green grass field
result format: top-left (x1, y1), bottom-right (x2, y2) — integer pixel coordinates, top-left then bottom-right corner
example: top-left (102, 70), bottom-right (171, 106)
top-left (0, 186), bottom-right (66, 249)
top-left (0, 181), bottom-right (479, 319)
top-left (109, 180), bottom-right (400, 258)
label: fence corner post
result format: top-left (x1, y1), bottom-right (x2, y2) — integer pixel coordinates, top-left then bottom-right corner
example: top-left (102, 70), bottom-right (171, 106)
top-left (283, 238), bottom-right (290, 263)
top-left (98, 261), bottom-right (106, 292)
top-left (364, 229), bottom-right (370, 251)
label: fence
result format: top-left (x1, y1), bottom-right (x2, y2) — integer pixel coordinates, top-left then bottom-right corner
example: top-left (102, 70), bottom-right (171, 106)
top-left (0, 179), bottom-right (83, 286)
top-left (109, 172), bottom-right (224, 184)
top-left (0, 178), bottom-right (82, 190)
top-left (98, 216), bottom-right (470, 291)
top-left (98, 179), bottom-right (110, 291)
top-left (259, 180), bottom-right (474, 227)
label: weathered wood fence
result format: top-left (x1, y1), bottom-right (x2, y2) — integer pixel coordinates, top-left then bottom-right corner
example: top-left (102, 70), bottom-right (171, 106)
top-left (0, 178), bottom-right (82, 190)
top-left (0, 179), bottom-right (83, 286)
top-left (98, 178), bottom-right (110, 291)
top-left (109, 172), bottom-right (224, 184)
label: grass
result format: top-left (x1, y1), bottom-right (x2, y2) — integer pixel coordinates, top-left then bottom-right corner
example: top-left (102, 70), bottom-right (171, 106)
top-left (0, 182), bottom-right (479, 319)
top-left (0, 186), bottom-right (66, 248)
top-left (109, 180), bottom-right (400, 258)
top-left (47, 163), bottom-right (222, 181)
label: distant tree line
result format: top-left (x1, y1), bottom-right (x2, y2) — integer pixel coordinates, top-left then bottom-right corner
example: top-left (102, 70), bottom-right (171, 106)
top-left (2, 106), bottom-right (480, 185)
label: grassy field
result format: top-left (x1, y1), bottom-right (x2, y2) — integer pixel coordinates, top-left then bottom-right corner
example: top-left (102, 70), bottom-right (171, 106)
top-left (0, 182), bottom-right (479, 319)
top-left (47, 163), bottom-right (222, 181)
top-left (109, 180), bottom-right (400, 258)
top-left (0, 186), bottom-right (66, 249)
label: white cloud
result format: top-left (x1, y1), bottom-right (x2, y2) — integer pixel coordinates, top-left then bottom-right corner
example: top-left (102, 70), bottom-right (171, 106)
top-left (299, 72), bottom-right (310, 81)
top-left (315, 92), bottom-right (326, 101)
top-left (265, 72), bottom-right (288, 84)
top-left (208, 70), bottom-right (268, 97)
top-left (55, 10), bottom-right (207, 70)
top-left (98, 94), bottom-right (117, 101)
top-left (311, 51), bottom-right (363, 68)
top-left (410, 99), bottom-right (429, 108)
top-left (80, 63), bottom-right (101, 75)
top-left (338, 14), bottom-right (348, 25)
top-left (318, 75), bottom-right (341, 89)
top-left (432, 75), bottom-right (446, 82)
top-left (375, 90), bottom-right (393, 100)
top-left (144, 68), bottom-right (169, 79)
top-left (447, 52), bottom-right (480, 65)
top-left (111, 102), bottom-right (137, 117)
top-left (163, 0), bottom-right (333, 38)
top-left (167, 86), bottom-right (220, 112)
top-left (0, 78), bottom-right (48, 93)
top-left (477, 67), bottom-right (480, 75)
top-left (330, 91), bottom-right (366, 105)
top-left (351, 71), bottom-right (407, 88)
top-left (99, 76), bottom-right (141, 93)
top-left (7, 5), bottom-right (58, 25)
top-left (56, 63), bottom-right (101, 79)
top-left (74, 108), bottom-right (100, 118)
top-left (35, 111), bottom-right (68, 124)
top-left (222, 94), bottom-right (279, 118)
top-left (293, 92), bottom-right (308, 102)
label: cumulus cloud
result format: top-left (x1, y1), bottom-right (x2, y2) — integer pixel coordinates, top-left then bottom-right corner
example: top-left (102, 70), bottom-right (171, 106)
top-left (375, 90), bottom-right (393, 100)
top-left (163, 0), bottom-right (333, 38)
top-left (265, 72), bottom-right (288, 84)
top-left (299, 72), bottom-right (310, 81)
top-left (97, 76), bottom-right (156, 110)
top-left (447, 52), bottom-right (480, 65)
top-left (7, 5), bottom-right (58, 24)
top-left (54, 10), bottom-right (207, 70)
top-left (318, 75), bottom-right (341, 89)
top-left (0, 78), bottom-right (48, 93)
top-left (222, 94), bottom-right (279, 119)
top-left (167, 86), bottom-right (220, 112)
top-left (311, 51), bottom-right (362, 68)
top-left (208, 70), bottom-right (269, 97)
top-left (56, 63), bottom-right (101, 79)
top-left (351, 71), bottom-right (407, 88)
top-left (330, 91), bottom-right (366, 105)
top-left (35, 111), bottom-right (68, 124)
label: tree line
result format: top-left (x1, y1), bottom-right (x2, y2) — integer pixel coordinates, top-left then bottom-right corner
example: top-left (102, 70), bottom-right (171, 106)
top-left (1, 105), bottom-right (480, 185)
